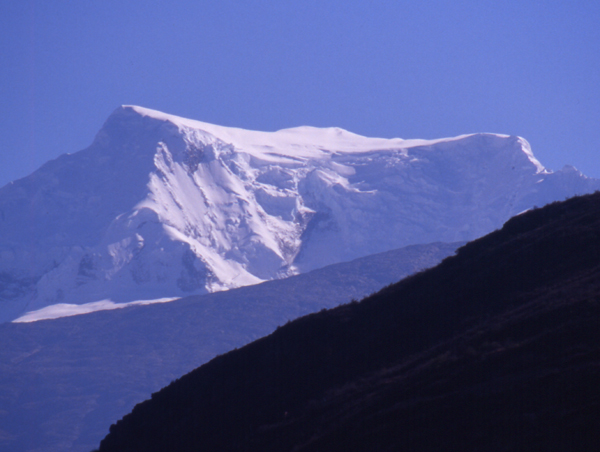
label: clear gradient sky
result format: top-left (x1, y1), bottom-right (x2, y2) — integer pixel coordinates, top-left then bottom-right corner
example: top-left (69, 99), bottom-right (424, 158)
top-left (1, 1), bottom-right (599, 187)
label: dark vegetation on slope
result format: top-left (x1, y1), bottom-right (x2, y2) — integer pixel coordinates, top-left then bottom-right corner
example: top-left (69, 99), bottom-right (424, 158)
top-left (0, 242), bottom-right (458, 452)
top-left (99, 192), bottom-right (600, 452)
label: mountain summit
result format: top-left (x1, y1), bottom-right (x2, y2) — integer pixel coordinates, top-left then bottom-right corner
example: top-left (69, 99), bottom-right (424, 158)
top-left (1, 106), bottom-right (599, 321)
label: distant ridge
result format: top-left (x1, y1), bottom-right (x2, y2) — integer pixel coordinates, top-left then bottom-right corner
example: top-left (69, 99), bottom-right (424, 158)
top-left (98, 192), bottom-right (600, 451)
top-left (2, 106), bottom-right (599, 321)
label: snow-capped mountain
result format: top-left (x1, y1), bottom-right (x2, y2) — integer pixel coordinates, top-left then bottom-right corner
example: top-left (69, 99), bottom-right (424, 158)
top-left (1, 105), bottom-right (598, 322)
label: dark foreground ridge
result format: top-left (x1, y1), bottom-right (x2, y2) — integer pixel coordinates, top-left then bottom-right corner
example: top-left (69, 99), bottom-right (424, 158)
top-left (99, 192), bottom-right (600, 452)
top-left (0, 241), bottom-right (459, 452)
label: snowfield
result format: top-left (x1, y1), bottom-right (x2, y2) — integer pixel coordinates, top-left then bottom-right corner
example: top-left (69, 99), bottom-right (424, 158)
top-left (13, 297), bottom-right (179, 323)
top-left (1, 105), bottom-right (599, 322)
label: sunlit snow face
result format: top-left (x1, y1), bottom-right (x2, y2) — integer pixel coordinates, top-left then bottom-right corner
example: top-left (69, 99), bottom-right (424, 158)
top-left (2, 106), bottom-right (598, 324)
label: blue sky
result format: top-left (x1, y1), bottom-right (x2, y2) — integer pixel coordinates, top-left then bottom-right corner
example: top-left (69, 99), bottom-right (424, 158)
top-left (1, 1), bottom-right (599, 187)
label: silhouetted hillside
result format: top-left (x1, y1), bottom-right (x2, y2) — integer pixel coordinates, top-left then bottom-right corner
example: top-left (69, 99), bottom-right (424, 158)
top-left (98, 192), bottom-right (600, 452)
top-left (0, 241), bottom-right (459, 452)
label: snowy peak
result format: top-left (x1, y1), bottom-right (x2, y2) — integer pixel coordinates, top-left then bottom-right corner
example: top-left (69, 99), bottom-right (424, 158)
top-left (1, 106), bottom-right (599, 322)
top-left (117, 105), bottom-right (406, 157)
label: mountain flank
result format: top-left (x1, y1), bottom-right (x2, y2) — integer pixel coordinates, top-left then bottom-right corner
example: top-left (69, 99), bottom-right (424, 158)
top-left (0, 241), bottom-right (459, 452)
top-left (98, 191), bottom-right (600, 452)
top-left (2, 105), bottom-right (599, 322)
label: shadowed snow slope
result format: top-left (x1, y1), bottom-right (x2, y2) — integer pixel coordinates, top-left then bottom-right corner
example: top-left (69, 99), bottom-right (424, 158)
top-left (1, 105), bottom-right (599, 321)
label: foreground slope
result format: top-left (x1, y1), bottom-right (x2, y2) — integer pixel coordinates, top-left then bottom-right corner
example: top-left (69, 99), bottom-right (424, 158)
top-left (0, 241), bottom-right (459, 452)
top-left (99, 192), bottom-right (600, 452)
top-left (2, 106), bottom-right (599, 321)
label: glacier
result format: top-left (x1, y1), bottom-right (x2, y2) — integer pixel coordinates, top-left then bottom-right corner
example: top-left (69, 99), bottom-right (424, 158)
top-left (1, 105), bottom-right (599, 322)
